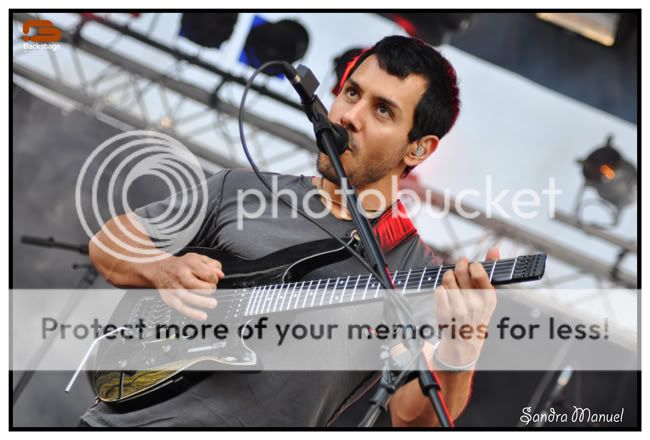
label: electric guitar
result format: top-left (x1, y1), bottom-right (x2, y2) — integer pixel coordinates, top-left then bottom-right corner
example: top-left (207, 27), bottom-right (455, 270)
top-left (92, 238), bottom-right (546, 404)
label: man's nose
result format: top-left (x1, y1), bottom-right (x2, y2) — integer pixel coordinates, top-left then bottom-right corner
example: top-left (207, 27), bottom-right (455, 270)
top-left (340, 102), bottom-right (364, 132)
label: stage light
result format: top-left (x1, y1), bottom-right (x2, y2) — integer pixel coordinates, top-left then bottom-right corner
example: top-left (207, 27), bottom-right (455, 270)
top-left (378, 13), bottom-right (473, 46)
top-left (179, 13), bottom-right (238, 49)
top-left (536, 13), bottom-right (619, 47)
top-left (574, 135), bottom-right (637, 226)
top-left (239, 16), bottom-right (309, 77)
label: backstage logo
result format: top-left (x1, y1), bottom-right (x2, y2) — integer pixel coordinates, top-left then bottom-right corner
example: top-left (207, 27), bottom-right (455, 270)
top-left (75, 131), bottom-right (208, 263)
top-left (21, 19), bottom-right (61, 51)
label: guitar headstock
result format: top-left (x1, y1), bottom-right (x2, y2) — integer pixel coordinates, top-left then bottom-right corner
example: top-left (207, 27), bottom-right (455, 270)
top-left (513, 254), bottom-right (547, 282)
top-left (488, 254), bottom-right (547, 285)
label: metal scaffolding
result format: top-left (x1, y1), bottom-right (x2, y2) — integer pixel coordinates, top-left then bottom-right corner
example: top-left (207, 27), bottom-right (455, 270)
top-left (13, 12), bottom-right (317, 175)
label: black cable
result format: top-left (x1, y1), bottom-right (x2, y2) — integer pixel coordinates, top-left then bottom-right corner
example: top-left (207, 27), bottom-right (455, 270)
top-left (237, 60), bottom-right (384, 283)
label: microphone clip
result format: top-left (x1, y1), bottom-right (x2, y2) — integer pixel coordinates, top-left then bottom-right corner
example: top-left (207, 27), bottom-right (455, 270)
top-left (284, 63), bottom-right (349, 155)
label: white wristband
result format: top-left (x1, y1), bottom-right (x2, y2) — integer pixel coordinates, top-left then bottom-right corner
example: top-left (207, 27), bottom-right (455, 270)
top-left (433, 346), bottom-right (479, 371)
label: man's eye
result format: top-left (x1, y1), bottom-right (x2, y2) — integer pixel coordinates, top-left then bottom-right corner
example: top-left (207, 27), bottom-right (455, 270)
top-left (377, 105), bottom-right (391, 117)
top-left (346, 87), bottom-right (357, 97)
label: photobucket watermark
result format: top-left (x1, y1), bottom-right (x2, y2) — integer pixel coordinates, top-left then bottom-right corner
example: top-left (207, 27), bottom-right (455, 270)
top-left (236, 175), bottom-right (562, 229)
top-left (409, 175), bottom-right (563, 220)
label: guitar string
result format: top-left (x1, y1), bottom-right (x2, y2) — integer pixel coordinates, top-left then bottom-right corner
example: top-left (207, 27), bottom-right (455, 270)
top-left (248, 264), bottom-right (512, 309)
top-left (145, 259), bottom-right (524, 308)
top-left (164, 260), bottom-right (518, 304)
top-left (164, 259), bottom-right (523, 305)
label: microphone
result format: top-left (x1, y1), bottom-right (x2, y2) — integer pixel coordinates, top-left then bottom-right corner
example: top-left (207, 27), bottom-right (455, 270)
top-left (282, 63), bottom-right (349, 155)
top-left (282, 63), bottom-right (317, 105)
top-left (330, 124), bottom-right (349, 155)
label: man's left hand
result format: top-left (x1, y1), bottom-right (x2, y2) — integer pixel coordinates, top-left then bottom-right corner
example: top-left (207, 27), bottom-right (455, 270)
top-left (434, 247), bottom-right (500, 367)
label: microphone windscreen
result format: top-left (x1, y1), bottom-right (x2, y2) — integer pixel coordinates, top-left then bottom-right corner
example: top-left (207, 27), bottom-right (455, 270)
top-left (331, 124), bottom-right (349, 155)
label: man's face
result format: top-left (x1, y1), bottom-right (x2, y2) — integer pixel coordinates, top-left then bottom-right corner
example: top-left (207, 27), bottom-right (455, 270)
top-left (318, 55), bottom-right (428, 187)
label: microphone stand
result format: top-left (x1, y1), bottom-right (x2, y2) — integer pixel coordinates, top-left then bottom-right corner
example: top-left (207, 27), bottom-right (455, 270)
top-left (283, 64), bottom-right (453, 428)
top-left (20, 235), bottom-right (89, 255)
top-left (13, 235), bottom-right (97, 405)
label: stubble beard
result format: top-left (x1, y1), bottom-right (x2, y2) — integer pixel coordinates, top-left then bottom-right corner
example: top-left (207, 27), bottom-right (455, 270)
top-left (316, 147), bottom-right (405, 188)
top-left (317, 153), bottom-right (386, 188)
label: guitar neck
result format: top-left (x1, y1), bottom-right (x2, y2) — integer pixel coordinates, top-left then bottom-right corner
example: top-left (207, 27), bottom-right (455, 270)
top-left (229, 254), bottom-right (546, 321)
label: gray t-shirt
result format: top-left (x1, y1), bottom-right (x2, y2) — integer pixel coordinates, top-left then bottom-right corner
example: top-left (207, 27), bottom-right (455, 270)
top-left (81, 170), bottom-right (441, 427)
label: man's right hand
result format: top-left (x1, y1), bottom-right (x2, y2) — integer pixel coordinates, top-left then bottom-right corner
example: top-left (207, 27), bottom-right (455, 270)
top-left (89, 213), bottom-right (225, 321)
top-left (150, 253), bottom-right (225, 321)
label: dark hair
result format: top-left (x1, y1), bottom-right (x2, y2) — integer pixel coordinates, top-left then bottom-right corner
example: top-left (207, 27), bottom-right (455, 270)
top-left (343, 35), bottom-right (460, 175)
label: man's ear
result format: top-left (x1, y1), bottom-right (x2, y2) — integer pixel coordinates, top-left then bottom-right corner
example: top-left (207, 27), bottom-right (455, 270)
top-left (403, 135), bottom-right (439, 168)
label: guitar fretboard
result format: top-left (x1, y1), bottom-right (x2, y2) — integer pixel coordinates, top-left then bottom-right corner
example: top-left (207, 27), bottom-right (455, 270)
top-left (221, 255), bottom-right (545, 321)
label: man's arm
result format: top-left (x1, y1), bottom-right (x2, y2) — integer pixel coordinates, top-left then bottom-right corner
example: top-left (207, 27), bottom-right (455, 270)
top-left (390, 370), bottom-right (473, 426)
top-left (89, 212), bottom-right (162, 288)
top-left (389, 248), bottom-right (500, 426)
top-left (90, 212), bottom-right (225, 321)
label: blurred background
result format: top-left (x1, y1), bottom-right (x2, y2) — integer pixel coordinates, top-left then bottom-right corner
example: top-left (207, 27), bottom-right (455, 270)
top-left (12, 11), bottom-right (638, 427)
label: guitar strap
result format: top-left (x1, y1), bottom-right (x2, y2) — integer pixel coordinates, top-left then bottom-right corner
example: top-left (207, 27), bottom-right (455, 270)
top-left (347, 199), bottom-right (417, 255)
top-left (370, 199), bottom-right (417, 253)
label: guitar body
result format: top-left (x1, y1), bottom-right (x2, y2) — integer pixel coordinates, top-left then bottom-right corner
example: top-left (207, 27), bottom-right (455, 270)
top-left (93, 237), bottom-right (358, 404)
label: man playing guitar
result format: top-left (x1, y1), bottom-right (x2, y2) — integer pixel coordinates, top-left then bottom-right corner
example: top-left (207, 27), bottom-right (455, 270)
top-left (80, 35), bottom-right (500, 427)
